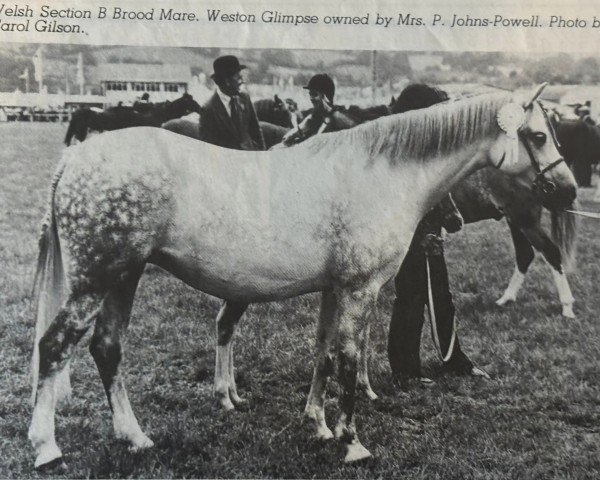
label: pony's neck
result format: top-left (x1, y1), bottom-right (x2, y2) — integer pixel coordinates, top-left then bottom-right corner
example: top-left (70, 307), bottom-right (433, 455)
top-left (406, 136), bottom-right (493, 212)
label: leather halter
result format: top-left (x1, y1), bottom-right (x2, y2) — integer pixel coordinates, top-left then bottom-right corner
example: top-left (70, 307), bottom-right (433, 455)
top-left (497, 101), bottom-right (565, 196)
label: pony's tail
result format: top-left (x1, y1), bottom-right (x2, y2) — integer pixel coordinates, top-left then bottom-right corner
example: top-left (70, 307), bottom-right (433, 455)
top-left (551, 201), bottom-right (579, 273)
top-left (31, 163), bottom-right (69, 406)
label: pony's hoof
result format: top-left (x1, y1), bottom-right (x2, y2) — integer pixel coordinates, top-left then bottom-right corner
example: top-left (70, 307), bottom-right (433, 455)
top-left (562, 305), bottom-right (575, 318)
top-left (344, 442), bottom-right (372, 463)
top-left (365, 390), bottom-right (379, 401)
top-left (36, 456), bottom-right (67, 473)
top-left (420, 377), bottom-right (435, 386)
top-left (304, 406), bottom-right (333, 440)
top-left (128, 434), bottom-right (154, 452)
top-left (34, 443), bottom-right (64, 471)
top-left (216, 396), bottom-right (236, 411)
top-left (496, 295), bottom-right (514, 306)
top-left (361, 387), bottom-right (379, 401)
top-left (315, 425), bottom-right (334, 441)
top-left (471, 366), bottom-right (491, 380)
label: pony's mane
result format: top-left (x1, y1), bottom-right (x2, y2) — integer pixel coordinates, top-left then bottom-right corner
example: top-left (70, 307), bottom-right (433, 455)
top-left (304, 92), bottom-right (512, 163)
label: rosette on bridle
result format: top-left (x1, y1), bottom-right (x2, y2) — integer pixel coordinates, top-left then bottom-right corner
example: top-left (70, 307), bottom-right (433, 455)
top-left (496, 102), bottom-right (526, 168)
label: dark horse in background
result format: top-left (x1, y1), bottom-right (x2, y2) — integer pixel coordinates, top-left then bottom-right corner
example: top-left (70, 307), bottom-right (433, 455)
top-left (64, 93), bottom-right (201, 146)
top-left (555, 118), bottom-right (600, 187)
top-left (162, 96), bottom-right (393, 149)
top-left (163, 94), bottom-right (303, 148)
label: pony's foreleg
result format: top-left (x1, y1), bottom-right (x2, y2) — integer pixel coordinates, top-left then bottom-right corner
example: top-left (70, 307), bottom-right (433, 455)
top-left (357, 316), bottom-right (378, 400)
top-left (334, 287), bottom-right (378, 463)
top-left (214, 300), bottom-right (248, 410)
top-left (305, 290), bottom-right (337, 440)
top-left (497, 223), bottom-right (534, 306)
top-left (524, 224), bottom-right (575, 318)
top-left (89, 275), bottom-right (153, 451)
top-left (29, 292), bottom-right (103, 470)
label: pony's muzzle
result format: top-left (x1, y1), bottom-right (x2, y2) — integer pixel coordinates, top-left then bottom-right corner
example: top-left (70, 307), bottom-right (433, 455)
top-left (533, 176), bottom-right (576, 210)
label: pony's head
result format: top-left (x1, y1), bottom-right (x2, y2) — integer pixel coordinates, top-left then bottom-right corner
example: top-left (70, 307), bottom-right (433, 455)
top-left (272, 94), bottom-right (286, 111)
top-left (489, 84), bottom-right (577, 210)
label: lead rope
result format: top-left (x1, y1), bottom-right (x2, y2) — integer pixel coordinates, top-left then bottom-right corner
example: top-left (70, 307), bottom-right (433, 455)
top-left (426, 253), bottom-right (457, 363)
top-left (565, 209), bottom-right (600, 219)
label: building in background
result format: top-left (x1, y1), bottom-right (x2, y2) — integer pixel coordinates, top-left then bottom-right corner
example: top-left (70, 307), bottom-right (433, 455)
top-left (91, 63), bottom-right (192, 104)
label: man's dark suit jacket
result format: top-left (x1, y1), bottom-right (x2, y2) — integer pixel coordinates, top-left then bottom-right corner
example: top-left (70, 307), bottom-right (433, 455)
top-left (199, 91), bottom-right (265, 151)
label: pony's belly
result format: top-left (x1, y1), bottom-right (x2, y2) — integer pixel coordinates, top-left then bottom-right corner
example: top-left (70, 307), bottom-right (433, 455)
top-left (150, 247), bottom-right (329, 302)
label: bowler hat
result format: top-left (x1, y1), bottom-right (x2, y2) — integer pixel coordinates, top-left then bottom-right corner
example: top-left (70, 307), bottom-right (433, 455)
top-left (304, 74), bottom-right (335, 103)
top-left (211, 55), bottom-right (247, 79)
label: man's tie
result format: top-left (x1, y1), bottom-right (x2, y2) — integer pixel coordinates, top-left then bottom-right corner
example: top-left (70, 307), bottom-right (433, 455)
top-left (230, 96), bottom-right (242, 135)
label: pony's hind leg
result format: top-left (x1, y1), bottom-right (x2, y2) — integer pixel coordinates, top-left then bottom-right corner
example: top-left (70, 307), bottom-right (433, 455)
top-left (526, 227), bottom-right (575, 318)
top-left (537, 239), bottom-right (575, 317)
top-left (89, 271), bottom-right (153, 450)
top-left (357, 318), bottom-right (378, 401)
top-left (550, 269), bottom-right (575, 318)
top-left (497, 220), bottom-right (575, 317)
top-left (521, 223), bottom-right (575, 318)
top-left (334, 287), bottom-right (378, 463)
top-left (214, 300), bottom-right (248, 410)
top-left (496, 223), bottom-right (533, 306)
top-left (305, 290), bottom-right (338, 440)
top-left (29, 292), bottom-right (103, 469)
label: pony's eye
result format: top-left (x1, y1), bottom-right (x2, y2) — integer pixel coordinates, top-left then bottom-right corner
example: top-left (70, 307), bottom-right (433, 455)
top-left (531, 132), bottom-right (546, 147)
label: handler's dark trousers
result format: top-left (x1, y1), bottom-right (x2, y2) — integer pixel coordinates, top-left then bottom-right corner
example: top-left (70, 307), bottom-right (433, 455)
top-left (388, 216), bottom-right (472, 380)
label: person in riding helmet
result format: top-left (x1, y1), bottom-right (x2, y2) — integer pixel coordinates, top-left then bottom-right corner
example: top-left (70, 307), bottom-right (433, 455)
top-left (282, 73), bottom-right (354, 146)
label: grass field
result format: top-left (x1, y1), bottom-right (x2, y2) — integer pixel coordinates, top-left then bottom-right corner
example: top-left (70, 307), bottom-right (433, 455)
top-left (1, 122), bottom-right (599, 479)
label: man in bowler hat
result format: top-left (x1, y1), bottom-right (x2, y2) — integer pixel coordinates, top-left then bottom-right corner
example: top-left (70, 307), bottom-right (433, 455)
top-left (199, 55), bottom-right (265, 151)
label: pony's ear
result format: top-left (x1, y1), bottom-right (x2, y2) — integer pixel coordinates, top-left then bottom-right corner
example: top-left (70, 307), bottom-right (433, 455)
top-left (274, 94), bottom-right (280, 101)
top-left (523, 82), bottom-right (548, 109)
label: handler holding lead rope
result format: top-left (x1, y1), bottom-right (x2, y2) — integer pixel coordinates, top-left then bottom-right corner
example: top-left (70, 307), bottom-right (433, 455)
top-left (387, 84), bottom-right (487, 385)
